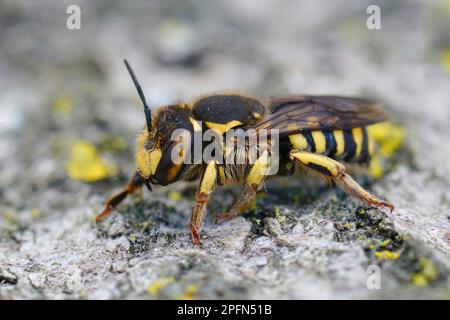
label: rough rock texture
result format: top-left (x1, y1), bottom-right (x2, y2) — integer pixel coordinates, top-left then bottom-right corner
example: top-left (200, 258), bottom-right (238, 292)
top-left (0, 0), bottom-right (449, 299)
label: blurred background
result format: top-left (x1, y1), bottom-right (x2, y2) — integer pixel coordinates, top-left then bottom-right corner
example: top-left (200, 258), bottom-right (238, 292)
top-left (0, 0), bottom-right (449, 299)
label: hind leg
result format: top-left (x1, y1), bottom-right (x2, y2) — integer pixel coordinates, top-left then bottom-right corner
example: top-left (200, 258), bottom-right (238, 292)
top-left (290, 151), bottom-right (394, 211)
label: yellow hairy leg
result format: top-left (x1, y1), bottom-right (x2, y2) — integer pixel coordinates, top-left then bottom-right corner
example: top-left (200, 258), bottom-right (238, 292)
top-left (216, 151), bottom-right (270, 223)
top-left (290, 151), bottom-right (394, 211)
top-left (190, 161), bottom-right (217, 245)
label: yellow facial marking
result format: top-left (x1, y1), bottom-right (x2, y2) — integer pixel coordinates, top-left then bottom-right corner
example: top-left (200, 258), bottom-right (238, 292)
top-left (136, 131), bottom-right (150, 177)
top-left (333, 130), bottom-right (345, 156)
top-left (289, 134), bottom-right (308, 150)
top-left (135, 130), bottom-right (161, 178)
top-left (149, 149), bottom-right (162, 175)
top-left (135, 150), bottom-right (150, 177)
top-left (311, 131), bottom-right (326, 154)
top-left (189, 117), bottom-right (202, 131)
top-left (253, 112), bottom-right (262, 119)
top-left (352, 127), bottom-right (364, 158)
top-left (204, 120), bottom-right (242, 134)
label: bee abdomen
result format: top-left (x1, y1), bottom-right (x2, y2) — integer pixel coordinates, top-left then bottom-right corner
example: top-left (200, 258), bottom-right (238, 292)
top-left (288, 127), bottom-right (371, 163)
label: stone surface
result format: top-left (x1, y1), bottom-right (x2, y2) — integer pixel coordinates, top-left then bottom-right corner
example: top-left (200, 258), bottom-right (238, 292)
top-left (0, 0), bottom-right (449, 299)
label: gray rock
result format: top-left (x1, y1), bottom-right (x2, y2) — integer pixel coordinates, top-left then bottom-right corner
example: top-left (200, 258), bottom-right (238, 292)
top-left (0, 0), bottom-right (449, 300)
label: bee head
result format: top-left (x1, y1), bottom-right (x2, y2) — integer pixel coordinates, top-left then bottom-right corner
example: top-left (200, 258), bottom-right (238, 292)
top-left (124, 60), bottom-right (195, 185)
top-left (138, 104), bottom-right (195, 182)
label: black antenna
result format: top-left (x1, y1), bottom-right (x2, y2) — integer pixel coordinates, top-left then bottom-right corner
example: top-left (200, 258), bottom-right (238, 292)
top-left (123, 59), bottom-right (152, 132)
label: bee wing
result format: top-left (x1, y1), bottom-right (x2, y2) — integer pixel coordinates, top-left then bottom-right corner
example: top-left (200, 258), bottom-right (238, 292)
top-left (256, 95), bottom-right (387, 137)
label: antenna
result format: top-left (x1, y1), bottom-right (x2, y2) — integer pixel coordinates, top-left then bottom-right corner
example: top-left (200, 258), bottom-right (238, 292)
top-left (123, 59), bottom-right (152, 132)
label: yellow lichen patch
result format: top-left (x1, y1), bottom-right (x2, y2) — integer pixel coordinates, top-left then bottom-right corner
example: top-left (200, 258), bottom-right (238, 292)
top-left (147, 276), bottom-right (175, 295)
top-left (66, 140), bottom-right (117, 183)
top-left (52, 93), bottom-right (73, 116)
top-left (411, 274), bottom-right (428, 287)
top-left (344, 223), bottom-right (353, 230)
top-left (274, 207), bottom-right (286, 223)
top-left (366, 122), bottom-right (405, 178)
top-left (31, 208), bottom-right (42, 218)
top-left (439, 48), bottom-right (450, 73)
top-left (374, 250), bottom-right (401, 260)
top-left (368, 122), bottom-right (405, 158)
top-left (177, 284), bottom-right (199, 300)
top-left (411, 259), bottom-right (438, 287)
top-left (168, 191), bottom-right (182, 201)
top-left (3, 211), bottom-right (14, 222)
top-left (368, 155), bottom-right (384, 179)
top-left (379, 239), bottom-right (391, 248)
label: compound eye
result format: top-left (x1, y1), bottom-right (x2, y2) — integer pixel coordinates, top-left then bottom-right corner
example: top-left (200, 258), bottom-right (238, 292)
top-left (144, 140), bottom-right (154, 150)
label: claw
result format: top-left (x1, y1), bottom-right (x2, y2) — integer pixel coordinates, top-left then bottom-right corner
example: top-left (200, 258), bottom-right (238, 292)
top-left (369, 199), bottom-right (394, 213)
top-left (381, 201), bottom-right (394, 213)
top-left (95, 206), bottom-right (112, 223)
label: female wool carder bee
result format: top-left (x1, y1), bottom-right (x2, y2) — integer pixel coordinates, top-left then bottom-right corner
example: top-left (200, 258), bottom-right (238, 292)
top-left (96, 60), bottom-right (394, 245)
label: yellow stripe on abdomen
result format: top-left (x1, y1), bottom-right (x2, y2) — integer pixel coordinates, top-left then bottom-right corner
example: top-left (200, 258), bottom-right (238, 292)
top-left (352, 127), bottom-right (364, 158)
top-left (333, 130), bottom-right (345, 157)
top-left (311, 131), bottom-right (326, 154)
top-left (289, 134), bottom-right (309, 151)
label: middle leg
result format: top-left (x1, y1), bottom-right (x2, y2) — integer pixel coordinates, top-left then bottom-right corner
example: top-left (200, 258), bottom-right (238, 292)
top-left (216, 150), bottom-right (271, 223)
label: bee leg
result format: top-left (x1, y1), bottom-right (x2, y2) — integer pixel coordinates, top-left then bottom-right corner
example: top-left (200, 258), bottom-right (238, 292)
top-left (215, 184), bottom-right (257, 223)
top-left (96, 172), bottom-right (144, 222)
top-left (190, 161), bottom-right (217, 246)
top-left (290, 151), bottom-right (394, 211)
top-left (216, 151), bottom-right (270, 223)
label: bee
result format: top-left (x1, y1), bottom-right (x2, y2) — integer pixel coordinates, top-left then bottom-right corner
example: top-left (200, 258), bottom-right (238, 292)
top-left (96, 60), bottom-right (394, 245)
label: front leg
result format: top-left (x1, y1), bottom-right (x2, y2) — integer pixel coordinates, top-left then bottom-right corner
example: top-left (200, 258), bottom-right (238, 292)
top-left (216, 150), bottom-right (270, 223)
top-left (190, 161), bottom-right (217, 245)
top-left (96, 172), bottom-right (144, 222)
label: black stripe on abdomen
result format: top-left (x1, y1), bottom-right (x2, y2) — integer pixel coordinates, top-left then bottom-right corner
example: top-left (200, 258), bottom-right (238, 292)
top-left (358, 127), bottom-right (370, 164)
top-left (302, 130), bottom-right (315, 153)
top-left (324, 130), bottom-right (337, 156)
top-left (344, 129), bottom-right (356, 161)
